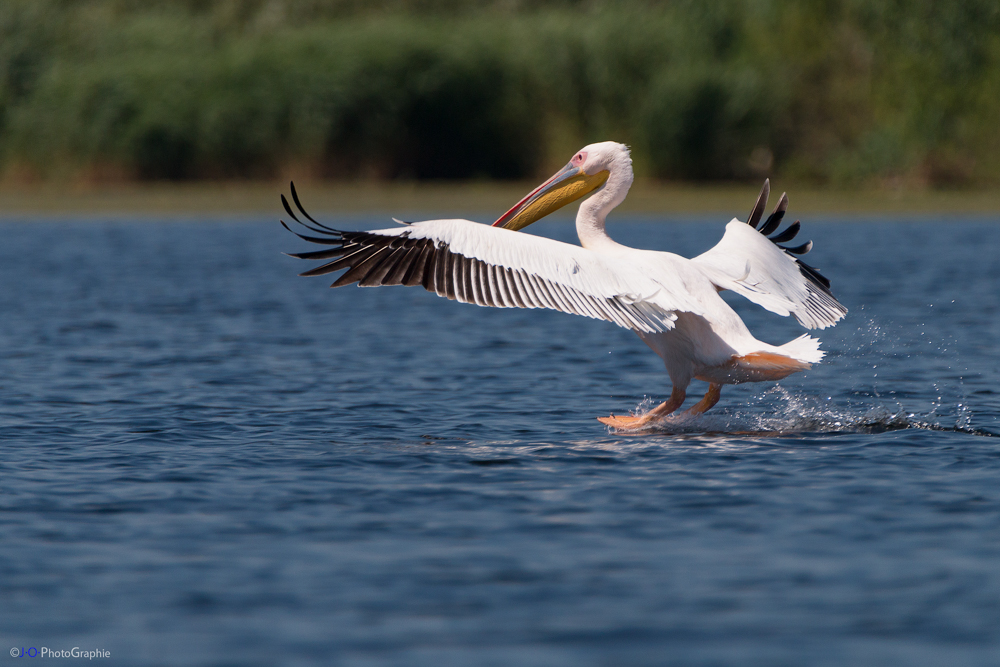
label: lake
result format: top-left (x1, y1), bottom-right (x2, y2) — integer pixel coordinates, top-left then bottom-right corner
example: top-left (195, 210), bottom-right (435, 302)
top-left (1, 214), bottom-right (998, 666)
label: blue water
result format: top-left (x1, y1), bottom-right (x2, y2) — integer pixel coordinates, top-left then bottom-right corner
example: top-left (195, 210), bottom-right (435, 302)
top-left (1, 215), bottom-right (999, 666)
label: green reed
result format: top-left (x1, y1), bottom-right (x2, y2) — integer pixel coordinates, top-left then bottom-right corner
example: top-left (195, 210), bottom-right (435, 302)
top-left (1, 0), bottom-right (998, 185)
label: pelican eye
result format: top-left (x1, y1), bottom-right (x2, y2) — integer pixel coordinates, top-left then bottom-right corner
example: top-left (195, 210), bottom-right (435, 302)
top-left (571, 151), bottom-right (587, 167)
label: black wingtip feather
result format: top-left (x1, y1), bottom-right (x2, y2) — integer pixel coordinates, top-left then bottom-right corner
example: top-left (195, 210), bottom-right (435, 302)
top-left (797, 259), bottom-right (831, 289)
top-left (281, 184), bottom-right (341, 236)
top-left (280, 220), bottom-right (341, 245)
top-left (747, 179), bottom-right (770, 229)
top-left (780, 240), bottom-right (813, 255)
top-left (290, 182), bottom-right (319, 226)
top-left (758, 192), bottom-right (788, 235)
top-left (281, 194), bottom-right (300, 224)
top-left (286, 181), bottom-right (340, 233)
top-left (287, 247), bottom-right (350, 260)
top-left (768, 220), bottom-right (800, 244)
top-left (745, 187), bottom-right (840, 304)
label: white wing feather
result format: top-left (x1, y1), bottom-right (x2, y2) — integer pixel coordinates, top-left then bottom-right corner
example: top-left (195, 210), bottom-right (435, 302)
top-left (296, 219), bottom-right (714, 333)
top-left (692, 219), bottom-right (846, 329)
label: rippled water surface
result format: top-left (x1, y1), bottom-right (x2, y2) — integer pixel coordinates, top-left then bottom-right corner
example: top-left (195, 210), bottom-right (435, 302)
top-left (2, 215), bottom-right (999, 666)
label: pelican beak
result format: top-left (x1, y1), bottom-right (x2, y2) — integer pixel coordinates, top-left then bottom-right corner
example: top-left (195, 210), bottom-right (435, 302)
top-left (492, 162), bottom-right (609, 230)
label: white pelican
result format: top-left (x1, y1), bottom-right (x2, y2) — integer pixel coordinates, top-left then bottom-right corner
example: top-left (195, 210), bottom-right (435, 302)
top-left (281, 142), bottom-right (846, 429)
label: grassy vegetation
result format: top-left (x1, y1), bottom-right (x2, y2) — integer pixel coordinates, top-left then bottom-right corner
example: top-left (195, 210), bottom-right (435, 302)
top-left (8, 180), bottom-right (1000, 218)
top-left (1, 0), bottom-right (999, 188)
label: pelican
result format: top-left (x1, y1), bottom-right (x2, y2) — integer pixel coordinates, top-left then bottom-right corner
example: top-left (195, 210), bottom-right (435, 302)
top-left (281, 142), bottom-right (846, 429)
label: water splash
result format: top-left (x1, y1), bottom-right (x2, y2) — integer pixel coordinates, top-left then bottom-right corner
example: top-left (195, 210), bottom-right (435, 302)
top-left (610, 385), bottom-right (996, 437)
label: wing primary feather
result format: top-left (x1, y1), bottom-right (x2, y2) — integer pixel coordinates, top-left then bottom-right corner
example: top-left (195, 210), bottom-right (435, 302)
top-left (339, 234), bottom-right (393, 252)
top-left (522, 272), bottom-right (546, 308)
top-left (287, 246), bottom-right (349, 260)
top-left (529, 276), bottom-right (557, 309)
top-left (564, 287), bottom-right (589, 316)
top-left (468, 258), bottom-right (483, 305)
top-left (797, 259), bottom-right (831, 289)
top-left (464, 257), bottom-right (477, 304)
top-left (509, 270), bottom-right (531, 307)
top-left (464, 258), bottom-right (479, 304)
top-left (531, 278), bottom-right (556, 309)
top-left (489, 266), bottom-right (509, 307)
top-left (287, 215), bottom-right (339, 238)
top-left (280, 220), bottom-right (341, 245)
top-left (514, 269), bottom-right (545, 308)
top-left (505, 269), bottom-right (529, 308)
top-left (404, 242), bottom-right (433, 287)
top-left (768, 220), bottom-right (801, 244)
top-left (421, 244), bottom-right (440, 293)
top-left (281, 195), bottom-right (300, 224)
top-left (499, 266), bottom-right (519, 308)
top-left (469, 260), bottom-right (484, 305)
top-left (521, 269), bottom-right (544, 308)
top-left (431, 245), bottom-right (447, 297)
top-left (453, 254), bottom-right (469, 303)
top-left (538, 279), bottom-right (561, 309)
top-left (593, 297), bottom-right (619, 321)
top-left (589, 298), bottom-right (616, 323)
top-left (781, 240), bottom-right (813, 255)
top-left (549, 282), bottom-right (574, 312)
top-left (758, 192), bottom-right (788, 235)
top-left (551, 284), bottom-right (577, 314)
top-left (449, 253), bottom-right (462, 300)
top-left (605, 300), bottom-right (635, 329)
top-left (481, 264), bottom-right (499, 307)
top-left (540, 281), bottom-right (568, 311)
top-left (604, 302), bottom-right (632, 328)
top-left (614, 299), bottom-right (646, 330)
top-left (484, 264), bottom-right (500, 307)
top-left (474, 262), bottom-right (495, 307)
top-left (446, 252), bottom-right (460, 301)
top-left (747, 179), bottom-right (770, 229)
top-left (281, 191), bottom-right (338, 235)
top-left (359, 246), bottom-right (409, 286)
top-left (299, 246), bottom-right (378, 277)
top-left (568, 288), bottom-right (600, 319)
top-left (382, 246), bottom-right (420, 285)
top-left (289, 182), bottom-right (338, 232)
top-left (440, 248), bottom-right (457, 300)
top-left (330, 247), bottom-right (391, 287)
top-left (482, 263), bottom-right (498, 307)
top-left (560, 285), bottom-right (590, 317)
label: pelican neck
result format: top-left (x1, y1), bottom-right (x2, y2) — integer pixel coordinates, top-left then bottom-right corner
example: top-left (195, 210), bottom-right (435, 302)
top-left (576, 173), bottom-right (632, 253)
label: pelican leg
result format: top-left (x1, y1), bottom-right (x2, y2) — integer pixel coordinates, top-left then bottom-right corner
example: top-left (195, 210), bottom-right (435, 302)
top-left (681, 383), bottom-right (722, 416)
top-left (598, 387), bottom-right (686, 429)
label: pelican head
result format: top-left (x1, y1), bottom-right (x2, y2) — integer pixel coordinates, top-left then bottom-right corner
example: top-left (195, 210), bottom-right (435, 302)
top-left (493, 142), bottom-right (630, 230)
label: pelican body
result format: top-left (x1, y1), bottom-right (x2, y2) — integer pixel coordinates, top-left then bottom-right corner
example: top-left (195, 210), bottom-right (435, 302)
top-left (282, 142), bottom-right (846, 429)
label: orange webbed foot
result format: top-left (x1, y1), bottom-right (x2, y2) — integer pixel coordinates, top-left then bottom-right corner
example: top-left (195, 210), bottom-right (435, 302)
top-left (597, 414), bottom-right (646, 429)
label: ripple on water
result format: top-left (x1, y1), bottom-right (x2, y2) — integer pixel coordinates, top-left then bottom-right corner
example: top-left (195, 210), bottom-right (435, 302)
top-left (0, 218), bottom-right (999, 666)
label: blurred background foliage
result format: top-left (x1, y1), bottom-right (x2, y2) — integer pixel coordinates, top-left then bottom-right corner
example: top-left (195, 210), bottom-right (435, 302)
top-left (0, 0), bottom-right (998, 186)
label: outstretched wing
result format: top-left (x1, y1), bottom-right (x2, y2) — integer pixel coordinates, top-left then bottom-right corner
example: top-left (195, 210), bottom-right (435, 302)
top-left (692, 180), bottom-right (847, 329)
top-left (281, 183), bottom-right (701, 334)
